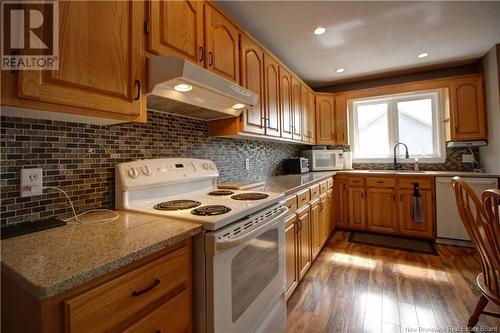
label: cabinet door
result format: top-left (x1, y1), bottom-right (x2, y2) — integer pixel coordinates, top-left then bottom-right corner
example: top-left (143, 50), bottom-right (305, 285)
top-left (450, 75), bottom-right (487, 140)
top-left (291, 77), bottom-right (302, 141)
top-left (335, 94), bottom-right (348, 144)
top-left (310, 201), bottom-right (321, 260)
top-left (279, 67), bottom-right (293, 139)
top-left (308, 91), bottom-right (316, 143)
top-left (319, 195), bottom-right (329, 245)
top-left (348, 187), bottom-right (366, 229)
top-left (327, 189), bottom-right (335, 234)
top-left (301, 85), bottom-right (310, 143)
top-left (315, 94), bottom-right (335, 144)
top-left (204, 3), bottom-right (239, 82)
top-left (18, 1), bottom-right (145, 119)
top-left (335, 179), bottom-right (349, 227)
top-left (298, 209), bottom-right (311, 279)
top-left (367, 188), bottom-right (397, 233)
top-left (285, 215), bottom-right (299, 299)
top-left (398, 189), bottom-right (434, 238)
top-left (263, 54), bottom-right (281, 137)
top-left (240, 35), bottom-right (265, 135)
top-left (148, 0), bottom-right (204, 65)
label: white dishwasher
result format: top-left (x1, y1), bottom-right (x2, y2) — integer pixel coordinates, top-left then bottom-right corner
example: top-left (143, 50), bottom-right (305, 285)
top-left (435, 176), bottom-right (498, 246)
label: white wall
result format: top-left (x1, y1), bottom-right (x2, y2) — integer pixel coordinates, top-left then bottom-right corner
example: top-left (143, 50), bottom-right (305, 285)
top-left (479, 45), bottom-right (500, 173)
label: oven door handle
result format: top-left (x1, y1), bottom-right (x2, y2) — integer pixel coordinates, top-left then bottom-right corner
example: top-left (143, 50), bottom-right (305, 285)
top-left (216, 207), bottom-right (289, 251)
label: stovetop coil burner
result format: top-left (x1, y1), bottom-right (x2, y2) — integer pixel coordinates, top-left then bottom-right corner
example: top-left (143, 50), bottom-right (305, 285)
top-left (207, 190), bottom-right (235, 196)
top-left (191, 205), bottom-right (232, 216)
top-left (154, 200), bottom-right (201, 211)
top-left (231, 193), bottom-right (269, 201)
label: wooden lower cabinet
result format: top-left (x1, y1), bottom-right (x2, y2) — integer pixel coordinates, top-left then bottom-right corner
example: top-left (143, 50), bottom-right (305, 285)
top-left (319, 194), bottom-right (329, 245)
top-left (326, 189), bottom-right (335, 234)
top-left (297, 206), bottom-right (312, 280)
top-left (366, 187), bottom-right (397, 233)
top-left (310, 199), bottom-right (321, 260)
top-left (398, 189), bottom-right (434, 238)
top-left (348, 187), bottom-right (366, 229)
top-left (1, 240), bottom-right (192, 333)
top-left (285, 214), bottom-right (299, 299)
top-left (335, 178), bottom-right (349, 228)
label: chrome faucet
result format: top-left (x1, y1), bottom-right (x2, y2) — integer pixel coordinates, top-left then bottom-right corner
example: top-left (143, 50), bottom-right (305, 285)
top-left (393, 143), bottom-right (409, 170)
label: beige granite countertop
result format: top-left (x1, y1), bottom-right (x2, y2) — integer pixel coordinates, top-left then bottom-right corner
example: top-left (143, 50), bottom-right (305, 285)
top-left (264, 171), bottom-right (337, 196)
top-left (1, 211), bottom-right (202, 299)
top-left (337, 170), bottom-right (500, 178)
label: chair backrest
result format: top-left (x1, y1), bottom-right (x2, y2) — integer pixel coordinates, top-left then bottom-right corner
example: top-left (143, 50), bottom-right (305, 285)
top-left (482, 189), bottom-right (500, 263)
top-left (452, 177), bottom-right (499, 298)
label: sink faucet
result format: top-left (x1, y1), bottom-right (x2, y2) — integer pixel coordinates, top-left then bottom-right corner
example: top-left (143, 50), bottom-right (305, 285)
top-left (393, 142), bottom-right (409, 170)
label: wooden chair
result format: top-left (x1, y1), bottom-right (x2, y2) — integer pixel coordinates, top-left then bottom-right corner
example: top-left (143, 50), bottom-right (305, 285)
top-left (451, 177), bottom-right (500, 327)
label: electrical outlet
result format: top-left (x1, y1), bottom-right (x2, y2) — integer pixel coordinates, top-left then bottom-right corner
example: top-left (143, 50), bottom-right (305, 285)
top-left (245, 158), bottom-right (250, 170)
top-left (20, 168), bottom-right (43, 197)
top-left (462, 154), bottom-right (475, 163)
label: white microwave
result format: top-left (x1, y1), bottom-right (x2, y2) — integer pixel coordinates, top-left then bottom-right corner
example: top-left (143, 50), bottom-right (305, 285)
top-left (301, 150), bottom-right (344, 171)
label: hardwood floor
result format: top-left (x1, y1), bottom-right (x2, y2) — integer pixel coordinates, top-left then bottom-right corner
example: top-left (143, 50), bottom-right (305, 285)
top-left (286, 231), bottom-right (500, 332)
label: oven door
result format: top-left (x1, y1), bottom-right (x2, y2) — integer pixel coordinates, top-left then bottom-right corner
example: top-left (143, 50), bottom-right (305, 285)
top-left (205, 207), bottom-right (287, 333)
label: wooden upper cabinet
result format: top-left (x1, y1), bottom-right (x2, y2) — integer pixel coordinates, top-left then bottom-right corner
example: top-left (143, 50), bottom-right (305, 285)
top-left (301, 85), bottom-right (310, 143)
top-left (449, 75), bottom-right (487, 141)
top-left (279, 67), bottom-right (293, 139)
top-left (263, 54), bottom-right (281, 137)
top-left (291, 77), bottom-right (302, 141)
top-left (308, 91), bottom-right (316, 144)
top-left (148, 0), bottom-right (204, 65)
top-left (315, 94), bottom-right (335, 144)
top-left (334, 94), bottom-right (348, 144)
top-left (240, 35), bottom-right (265, 135)
top-left (16, 1), bottom-right (145, 121)
top-left (366, 187), bottom-right (397, 233)
top-left (204, 3), bottom-right (239, 83)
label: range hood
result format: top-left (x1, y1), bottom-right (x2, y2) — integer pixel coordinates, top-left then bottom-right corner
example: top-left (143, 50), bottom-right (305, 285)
top-left (147, 56), bottom-right (258, 120)
top-left (447, 140), bottom-right (487, 148)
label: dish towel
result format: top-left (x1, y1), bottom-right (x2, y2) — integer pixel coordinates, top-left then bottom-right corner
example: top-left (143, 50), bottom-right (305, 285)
top-left (411, 183), bottom-right (425, 223)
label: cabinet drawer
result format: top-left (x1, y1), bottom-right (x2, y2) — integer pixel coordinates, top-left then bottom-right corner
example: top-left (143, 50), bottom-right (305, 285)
top-left (398, 177), bottom-right (433, 190)
top-left (309, 184), bottom-right (320, 199)
top-left (297, 189), bottom-right (311, 208)
top-left (285, 195), bottom-right (298, 212)
top-left (327, 178), bottom-right (334, 189)
top-left (65, 244), bottom-right (190, 333)
top-left (348, 177), bottom-right (365, 187)
top-left (319, 180), bottom-right (328, 193)
top-left (366, 177), bottom-right (396, 188)
top-left (123, 289), bottom-right (191, 333)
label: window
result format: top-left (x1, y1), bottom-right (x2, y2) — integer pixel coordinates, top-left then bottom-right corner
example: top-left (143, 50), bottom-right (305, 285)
top-left (350, 90), bottom-right (445, 163)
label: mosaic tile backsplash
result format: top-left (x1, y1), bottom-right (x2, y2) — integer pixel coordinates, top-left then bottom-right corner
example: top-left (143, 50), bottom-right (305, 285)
top-left (0, 110), bottom-right (301, 226)
top-left (1, 110), bottom-right (479, 227)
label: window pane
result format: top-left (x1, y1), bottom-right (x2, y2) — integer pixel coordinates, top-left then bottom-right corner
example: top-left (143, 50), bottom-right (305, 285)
top-left (356, 103), bottom-right (389, 157)
top-left (397, 99), bottom-right (434, 156)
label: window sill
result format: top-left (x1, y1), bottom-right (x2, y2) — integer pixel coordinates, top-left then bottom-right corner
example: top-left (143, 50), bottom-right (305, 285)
top-left (352, 157), bottom-right (446, 164)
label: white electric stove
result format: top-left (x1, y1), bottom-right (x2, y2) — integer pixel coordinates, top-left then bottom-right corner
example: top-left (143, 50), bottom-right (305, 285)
top-left (115, 158), bottom-right (288, 333)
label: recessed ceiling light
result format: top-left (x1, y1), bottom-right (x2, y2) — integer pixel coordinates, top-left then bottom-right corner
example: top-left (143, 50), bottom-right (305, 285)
top-left (313, 27), bottom-right (326, 35)
top-left (232, 103), bottom-right (246, 110)
top-left (174, 83), bottom-right (193, 92)
top-left (417, 53), bottom-right (429, 59)
top-left (335, 68), bottom-right (345, 73)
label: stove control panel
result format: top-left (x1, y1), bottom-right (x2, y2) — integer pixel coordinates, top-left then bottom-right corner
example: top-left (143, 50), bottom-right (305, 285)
top-left (116, 158), bottom-right (219, 189)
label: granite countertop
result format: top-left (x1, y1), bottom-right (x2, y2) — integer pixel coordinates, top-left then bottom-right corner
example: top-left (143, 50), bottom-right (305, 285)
top-left (1, 211), bottom-right (202, 299)
top-left (264, 171), bottom-right (337, 196)
top-left (337, 170), bottom-right (500, 178)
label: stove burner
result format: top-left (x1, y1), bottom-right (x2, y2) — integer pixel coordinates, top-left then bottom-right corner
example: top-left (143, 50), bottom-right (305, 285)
top-left (207, 190), bottom-right (235, 196)
top-left (191, 205), bottom-right (232, 216)
top-left (231, 193), bottom-right (269, 201)
top-left (154, 200), bottom-right (201, 211)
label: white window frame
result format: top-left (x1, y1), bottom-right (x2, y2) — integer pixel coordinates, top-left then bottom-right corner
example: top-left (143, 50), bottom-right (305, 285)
top-left (349, 89), bottom-right (446, 164)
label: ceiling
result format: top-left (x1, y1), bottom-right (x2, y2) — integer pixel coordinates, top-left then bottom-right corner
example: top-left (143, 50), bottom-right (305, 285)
top-left (217, 1), bottom-right (500, 88)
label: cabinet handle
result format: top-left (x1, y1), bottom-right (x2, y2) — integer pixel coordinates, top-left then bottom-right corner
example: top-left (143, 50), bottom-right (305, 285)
top-left (134, 80), bottom-right (141, 101)
top-left (208, 52), bottom-right (214, 66)
top-left (132, 279), bottom-right (160, 297)
top-left (199, 46), bottom-right (204, 62)
top-left (400, 194), bottom-right (403, 201)
top-left (361, 192), bottom-right (364, 199)
top-left (376, 180), bottom-right (384, 184)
